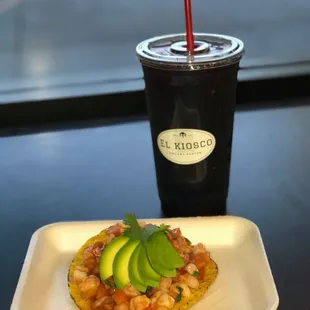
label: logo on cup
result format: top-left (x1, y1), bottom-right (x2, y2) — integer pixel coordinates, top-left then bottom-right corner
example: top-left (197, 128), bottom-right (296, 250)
top-left (157, 129), bottom-right (216, 165)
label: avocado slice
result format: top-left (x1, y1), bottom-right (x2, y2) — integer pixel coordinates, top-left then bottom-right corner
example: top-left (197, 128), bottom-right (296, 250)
top-left (138, 245), bottom-right (161, 287)
top-left (99, 235), bottom-right (129, 281)
top-left (113, 239), bottom-right (140, 289)
top-left (154, 232), bottom-right (184, 268)
top-left (146, 232), bottom-right (184, 276)
top-left (128, 244), bottom-right (148, 292)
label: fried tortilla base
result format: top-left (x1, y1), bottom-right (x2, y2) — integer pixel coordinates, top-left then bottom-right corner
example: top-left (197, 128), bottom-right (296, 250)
top-left (68, 231), bottom-right (108, 310)
top-left (171, 259), bottom-right (218, 310)
top-left (68, 232), bottom-right (218, 310)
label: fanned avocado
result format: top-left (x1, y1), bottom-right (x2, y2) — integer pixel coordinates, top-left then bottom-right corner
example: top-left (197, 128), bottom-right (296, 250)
top-left (99, 235), bottom-right (129, 281)
top-left (113, 239), bottom-right (141, 289)
top-left (146, 232), bottom-right (184, 276)
top-left (128, 244), bottom-right (148, 292)
top-left (68, 214), bottom-right (218, 310)
top-left (138, 244), bottom-right (161, 287)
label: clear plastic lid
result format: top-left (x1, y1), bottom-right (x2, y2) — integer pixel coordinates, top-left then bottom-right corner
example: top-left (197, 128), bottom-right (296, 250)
top-left (136, 33), bottom-right (244, 71)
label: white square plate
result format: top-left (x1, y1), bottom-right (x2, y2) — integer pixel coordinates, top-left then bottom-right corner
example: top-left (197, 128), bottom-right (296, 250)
top-left (11, 216), bottom-right (279, 310)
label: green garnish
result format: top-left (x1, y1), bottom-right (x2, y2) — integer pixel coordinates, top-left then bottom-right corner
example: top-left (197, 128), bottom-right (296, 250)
top-left (146, 286), bottom-right (153, 292)
top-left (193, 270), bottom-right (200, 277)
top-left (105, 279), bottom-right (116, 288)
top-left (175, 286), bottom-right (183, 302)
top-left (123, 214), bottom-right (169, 246)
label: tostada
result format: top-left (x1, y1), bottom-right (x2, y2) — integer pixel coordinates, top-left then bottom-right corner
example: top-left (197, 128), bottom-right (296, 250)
top-left (68, 214), bottom-right (218, 310)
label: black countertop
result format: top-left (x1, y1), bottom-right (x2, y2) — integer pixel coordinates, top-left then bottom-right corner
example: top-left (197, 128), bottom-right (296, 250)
top-left (1, 98), bottom-right (310, 309)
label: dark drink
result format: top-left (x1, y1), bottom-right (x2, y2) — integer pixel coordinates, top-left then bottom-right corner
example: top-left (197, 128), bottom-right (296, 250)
top-left (136, 34), bottom-right (244, 217)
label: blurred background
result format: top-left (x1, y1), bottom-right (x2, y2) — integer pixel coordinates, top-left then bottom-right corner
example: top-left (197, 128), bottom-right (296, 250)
top-left (1, 0), bottom-right (310, 103)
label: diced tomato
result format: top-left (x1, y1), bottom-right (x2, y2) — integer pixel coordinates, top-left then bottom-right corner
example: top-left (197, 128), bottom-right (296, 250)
top-left (191, 258), bottom-right (205, 270)
top-left (191, 253), bottom-right (210, 270)
top-left (112, 290), bottom-right (128, 305)
top-left (96, 284), bottom-right (109, 299)
top-left (196, 252), bottom-right (210, 263)
top-left (199, 267), bottom-right (205, 281)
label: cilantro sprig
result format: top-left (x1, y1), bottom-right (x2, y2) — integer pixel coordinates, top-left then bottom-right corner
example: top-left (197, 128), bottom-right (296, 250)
top-left (175, 286), bottom-right (183, 302)
top-left (123, 213), bottom-right (169, 246)
top-left (193, 270), bottom-right (200, 277)
top-left (104, 279), bottom-right (116, 289)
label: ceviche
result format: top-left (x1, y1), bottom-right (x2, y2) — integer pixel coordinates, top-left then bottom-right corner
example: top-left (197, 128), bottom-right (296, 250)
top-left (68, 214), bottom-right (218, 310)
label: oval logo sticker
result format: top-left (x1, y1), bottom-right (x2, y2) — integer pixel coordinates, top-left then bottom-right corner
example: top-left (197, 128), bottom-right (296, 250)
top-left (157, 129), bottom-right (216, 165)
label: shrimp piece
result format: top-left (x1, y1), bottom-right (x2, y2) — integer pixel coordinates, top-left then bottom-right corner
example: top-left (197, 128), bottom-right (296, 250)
top-left (92, 257), bottom-right (101, 276)
top-left (73, 269), bottom-right (87, 284)
top-left (193, 243), bottom-right (207, 254)
top-left (75, 265), bottom-right (89, 272)
top-left (170, 283), bottom-right (191, 298)
top-left (166, 228), bottom-right (181, 242)
top-left (185, 263), bottom-right (198, 275)
top-left (92, 242), bottom-right (104, 257)
top-left (179, 253), bottom-right (190, 265)
top-left (177, 237), bottom-right (193, 254)
top-left (181, 245), bottom-right (193, 254)
top-left (159, 277), bottom-right (172, 291)
top-left (114, 303), bottom-right (130, 310)
top-left (129, 295), bottom-right (150, 310)
top-left (118, 222), bottom-right (128, 229)
top-left (83, 246), bottom-right (97, 271)
top-left (92, 296), bottom-right (114, 309)
top-left (78, 275), bottom-right (100, 299)
top-left (104, 224), bottom-right (124, 237)
top-left (168, 235), bottom-right (192, 255)
top-left (171, 228), bottom-right (182, 237)
top-left (155, 293), bottom-right (175, 309)
top-left (150, 291), bottom-right (162, 305)
top-left (84, 246), bottom-right (95, 260)
top-left (123, 283), bottom-right (141, 298)
top-left (180, 274), bottom-right (199, 289)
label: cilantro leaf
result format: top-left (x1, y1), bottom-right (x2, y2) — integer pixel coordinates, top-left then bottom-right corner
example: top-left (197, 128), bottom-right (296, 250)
top-left (175, 294), bottom-right (182, 302)
top-left (159, 223), bottom-right (170, 231)
top-left (175, 286), bottom-right (183, 302)
top-left (193, 270), bottom-right (200, 277)
top-left (123, 213), bottom-right (145, 241)
top-left (144, 223), bottom-right (170, 236)
top-left (122, 214), bottom-right (170, 246)
top-left (105, 279), bottom-right (116, 288)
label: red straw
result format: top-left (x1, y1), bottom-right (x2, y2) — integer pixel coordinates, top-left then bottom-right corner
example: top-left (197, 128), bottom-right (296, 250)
top-left (184, 0), bottom-right (195, 54)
